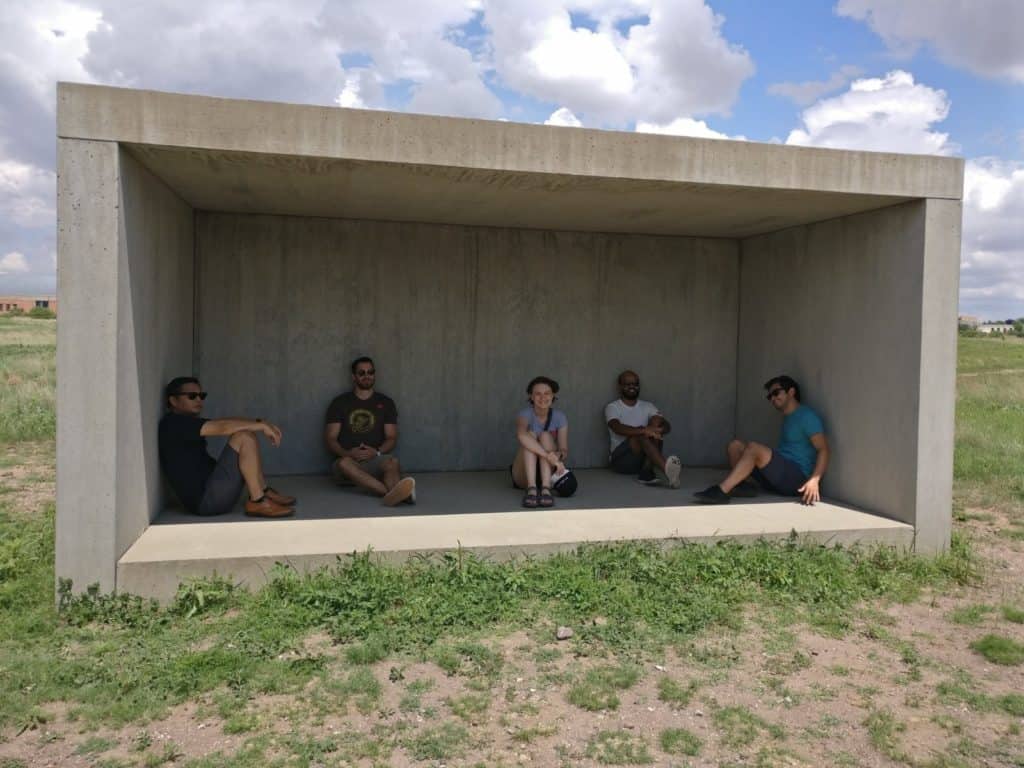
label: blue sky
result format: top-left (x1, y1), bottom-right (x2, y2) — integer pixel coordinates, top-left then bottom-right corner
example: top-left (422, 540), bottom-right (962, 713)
top-left (1, 0), bottom-right (1021, 318)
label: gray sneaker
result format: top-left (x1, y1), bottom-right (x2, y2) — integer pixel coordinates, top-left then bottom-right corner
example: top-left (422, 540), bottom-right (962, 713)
top-left (664, 455), bottom-right (682, 489)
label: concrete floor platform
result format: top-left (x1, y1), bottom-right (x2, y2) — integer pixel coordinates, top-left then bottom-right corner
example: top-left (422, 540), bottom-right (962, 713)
top-left (119, 469), bottom-right (913, 600)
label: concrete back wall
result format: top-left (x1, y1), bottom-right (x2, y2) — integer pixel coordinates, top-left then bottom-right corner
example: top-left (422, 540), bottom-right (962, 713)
top-left (736, 200), bottom-right (954, 544)
top-left (196, 213), bottom-right (739, 474)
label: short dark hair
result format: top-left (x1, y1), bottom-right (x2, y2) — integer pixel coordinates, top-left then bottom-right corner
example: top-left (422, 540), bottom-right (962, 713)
top-left (617, 369), bottom-right (639, 385)
top-left (164, 376), bottom-right (200, 409)
top-left (351, 356), bottom-right (374, 375)
top-left (526, 375), bottom-right (560, 397)
top-left (764, 374), bottom-right (800, 402)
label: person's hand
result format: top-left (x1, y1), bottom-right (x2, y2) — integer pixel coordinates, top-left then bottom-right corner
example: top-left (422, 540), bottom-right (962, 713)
top-left (798, 477), bottom-right (820, 505)
top-left (545, 450), bottom-right (561, 467)
top-left (352, 444), bottom-right (376, 462)
top-left (261, 421), bottom-right (282, 447)
top-left (642, 425), bottom-right (663, 440)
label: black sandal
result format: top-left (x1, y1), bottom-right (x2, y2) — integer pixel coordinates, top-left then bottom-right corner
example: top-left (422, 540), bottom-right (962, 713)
top-left (522, 486), bottom-right (539, 508)
top-left (539, 487), bottom-right (555, 508)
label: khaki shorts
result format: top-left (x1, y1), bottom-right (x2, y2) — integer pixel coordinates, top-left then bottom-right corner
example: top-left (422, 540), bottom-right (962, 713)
top-left (331, 453), bottom-right (394, 485)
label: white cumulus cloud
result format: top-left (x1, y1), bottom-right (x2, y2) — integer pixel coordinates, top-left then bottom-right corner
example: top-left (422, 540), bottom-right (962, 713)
top-left (837, 0), bottom-right (1024, 82)
top-left (484, 0), bottom-right (754, 126)
top-left (0, 252), bottom-right (30, 275)
top-left (635, 117), bottom-right (743, 141)
top-left (785, 70), bottom-right (957, 156)
top-left (544, 107), bottom-right (583, 127)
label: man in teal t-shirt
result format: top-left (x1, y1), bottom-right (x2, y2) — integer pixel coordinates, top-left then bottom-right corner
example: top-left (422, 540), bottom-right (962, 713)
top-left (694, 375), bottom-right (830, 505)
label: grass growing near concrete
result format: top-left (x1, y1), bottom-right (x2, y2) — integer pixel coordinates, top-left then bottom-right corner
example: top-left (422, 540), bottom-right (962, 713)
top-left (0, 317), bottom-right (55, 443)
top-left (954, 336), bottom-right (1024, 516)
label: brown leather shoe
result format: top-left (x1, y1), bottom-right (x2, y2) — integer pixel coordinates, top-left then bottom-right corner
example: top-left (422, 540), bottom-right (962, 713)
top-left (245, 497), bottom-right (295, 518)
top-left (382, 477), bottom-right (415, 507)
top-left (264, 486), bottom-right (296, 506)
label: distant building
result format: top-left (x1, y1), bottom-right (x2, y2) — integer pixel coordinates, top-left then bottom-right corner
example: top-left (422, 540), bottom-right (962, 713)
top-left (0, 296), bottom-right (58, 314)
top-left (978, 323), bottom-right (1014, 334)
top-left (958, 314), bottom-right (980, 328)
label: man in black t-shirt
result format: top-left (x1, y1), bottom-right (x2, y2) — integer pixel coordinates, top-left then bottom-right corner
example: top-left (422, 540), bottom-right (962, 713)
top-left (158, 376), bottom-right (296, 518)
top-left (324, 356), bottom-right (416, 505)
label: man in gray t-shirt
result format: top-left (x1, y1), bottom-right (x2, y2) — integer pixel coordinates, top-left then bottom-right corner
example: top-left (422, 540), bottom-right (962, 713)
top-left (604, 370), bottom-right (682, 489)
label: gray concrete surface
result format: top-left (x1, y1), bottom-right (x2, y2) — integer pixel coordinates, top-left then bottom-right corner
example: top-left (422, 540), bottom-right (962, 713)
top-left (196, 213), bottom-right (738, 473)
top-left (54, 83), bottom-right (962, 594)
top-left (120, 469), bottom-right (914, 602)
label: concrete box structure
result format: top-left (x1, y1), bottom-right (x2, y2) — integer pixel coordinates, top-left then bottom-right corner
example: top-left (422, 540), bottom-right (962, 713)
top-left (56, 83), bottom-right (962, 599)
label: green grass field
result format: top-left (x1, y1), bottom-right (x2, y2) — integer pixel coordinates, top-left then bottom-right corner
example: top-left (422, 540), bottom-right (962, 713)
top-left (0, 322), bottom-right (1021, 767)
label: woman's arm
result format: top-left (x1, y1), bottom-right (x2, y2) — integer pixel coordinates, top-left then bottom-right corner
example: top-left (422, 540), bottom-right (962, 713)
top-left (556, 424), bottom-right (569, 463)
top-left (516, 416), bottom-right (551, 458)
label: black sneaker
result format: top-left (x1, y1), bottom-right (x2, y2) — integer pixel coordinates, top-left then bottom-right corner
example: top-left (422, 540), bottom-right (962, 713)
top-left (694, 485), bottom-right (730, 504)
top-left (637, 465), bottom-right (659, 485)
top-left (729, 480), bottom-right (758, 498)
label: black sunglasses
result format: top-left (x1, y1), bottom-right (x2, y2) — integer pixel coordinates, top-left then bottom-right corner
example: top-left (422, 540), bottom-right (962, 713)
top-left (355, 369), bottom-right (375, 377)
top-left (766, 388), bottom-right (784, 400)
top-left (175, 391), bottom-right (208, 401)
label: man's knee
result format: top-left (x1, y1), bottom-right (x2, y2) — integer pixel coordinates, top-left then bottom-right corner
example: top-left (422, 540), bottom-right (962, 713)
top-left (336, 456), bottom-right (359, 476)
top-left (382, 456), bottom-right (399, 472)
top-left (229, 430), bottom-right (258, 450)
top-left (728, 438), bottom-right (746, 452)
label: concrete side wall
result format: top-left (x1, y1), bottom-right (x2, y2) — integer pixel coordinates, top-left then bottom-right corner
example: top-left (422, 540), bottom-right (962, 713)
top-left (56, 139), bottom-right (121, 592)
top-left (196, 214), bottom-right (739, 474)
top-left (736, 202), bottom-right (939, 536)
top-left (914, 198), bottom-right (961, 552)
top-left (116, 149), bottom-right (195, 554)
top-left (56, 142), bottom-right (195, 593)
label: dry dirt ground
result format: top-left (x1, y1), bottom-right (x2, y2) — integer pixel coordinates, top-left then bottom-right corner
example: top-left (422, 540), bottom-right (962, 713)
top-left (0, 446), bottom-right (1021, 768)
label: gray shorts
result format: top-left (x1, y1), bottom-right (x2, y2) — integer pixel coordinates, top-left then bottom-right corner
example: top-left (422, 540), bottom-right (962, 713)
top-left (196, 445), bottom-right (244, 516)
top-left (752, 452), bottom-right (808, 496)
top-left (331, 453), bottom-right (394, 485)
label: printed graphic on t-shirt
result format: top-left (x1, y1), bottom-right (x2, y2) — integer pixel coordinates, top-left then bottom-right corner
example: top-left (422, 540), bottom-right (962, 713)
top-left (349, 409), bottom-right (375, 435)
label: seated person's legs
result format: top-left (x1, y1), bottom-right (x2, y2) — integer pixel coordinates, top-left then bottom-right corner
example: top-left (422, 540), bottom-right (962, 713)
top-left (333, 453), bottom-right (414, 506)
top-left (609, 439), bottom-right (647, 475)
top-left (537, 431), bottom-right (557, 507)
top-left (222, 430), bottom-right (294, 517)
top-left (695, 440), bottom-right (772, 504)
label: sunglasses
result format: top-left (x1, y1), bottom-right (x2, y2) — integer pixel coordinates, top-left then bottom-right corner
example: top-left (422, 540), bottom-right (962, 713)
top-left (355, 369), bottom-right (375, 377)
top-left (766, 388), bottom-right (785, 400)
top-left (175, 391), bottom-right (208, 401)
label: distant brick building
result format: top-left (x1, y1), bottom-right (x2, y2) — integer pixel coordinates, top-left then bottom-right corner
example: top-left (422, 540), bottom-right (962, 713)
top-left (0, 296), bottom-right (57, 314)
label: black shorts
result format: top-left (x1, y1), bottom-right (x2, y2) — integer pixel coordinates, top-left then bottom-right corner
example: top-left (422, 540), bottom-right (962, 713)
top-left (196, 445), bottom-right (244, 516)
top-left (609, 441), bottom-right (646, 475)
top-left (752, 452), bottom-right (808, 496)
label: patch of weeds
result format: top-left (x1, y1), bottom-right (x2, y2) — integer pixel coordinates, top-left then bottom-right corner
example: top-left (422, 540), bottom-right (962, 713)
top-left (130, 731), bottom-right (152, 752)
top-left (567, 663), bottom-right (641, 711)
top-left (863, 709), bottom-right (906, 761)
top-left (74, 736), bottom-right (117, 755)
top-left (0, 760), bottom-right (28, 768)
top-left (447, 692), bottom-right (490, 722)
top-left (970, 634), bottom-right (1024, 665)
top-left (765, 677), bottom-right (802, 707)
top-left (325, 667), bottom-right (382, 714)
top-left (802, 714), bottom-right (842, 739)
top-left (345, 635), bottom-right (388, 665)
top-left (935, 671), bottom-right (994, 711)
top-left (223, 712), bottom-right (259, 734)
top-left (1002, 605), bottom-right (1024, 624)
top-left (533, 647), bottom-right (562, 663)
top-left (659, 727), bottom-right (700, 756)
top-left (656, 675), bottom-right (697, 708)
top-left (511, 724), bottom-right (558, 743)
top-left (431, 640), bottom-right (503, 681)
top-left (683, 639), bottom-right (741, 669)
top-left (141, 743), bottom-right (184, 767)
top-left (997, 693), bottom-right (1024, 716)
top-left (712, 705), bottom-right (785, 747)
top-left (400, 678), bottom-right (434, 712)
top-left (403, 721), bottom-right (469, 760)
top-left (172, 575), bottom-right (237, 619)
top-left (931, 713), bottom-right (964, 734)
top-left (829, 664), bottom-right (850, 676)
top-left (586, 729), bottom-right (653, 765)
top-left (764, 649), bottom-right (812, 676)
top-left (949, 604), bottom-right (994, 625)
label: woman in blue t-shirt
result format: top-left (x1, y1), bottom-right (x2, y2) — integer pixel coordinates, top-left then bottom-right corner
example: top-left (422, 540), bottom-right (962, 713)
top-left (511, 375), bottom-right (569, 508)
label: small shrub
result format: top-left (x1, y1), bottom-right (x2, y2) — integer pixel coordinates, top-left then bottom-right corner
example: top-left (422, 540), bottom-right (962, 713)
top-left (1002, 605), bottom-right (1024, 624)
top-left (586, 729), bottom-right (653, 765)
